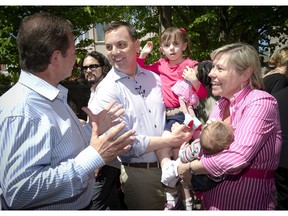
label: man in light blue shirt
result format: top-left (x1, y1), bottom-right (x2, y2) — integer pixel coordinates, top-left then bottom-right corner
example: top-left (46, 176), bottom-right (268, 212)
top-left (0, 12), bottom-right (135, 210)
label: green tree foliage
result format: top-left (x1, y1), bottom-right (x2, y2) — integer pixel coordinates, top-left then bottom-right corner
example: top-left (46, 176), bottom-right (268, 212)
top-left (0, 6), bottom-right (287, 86)
top-left (142, 6), bottom-right (287, 63)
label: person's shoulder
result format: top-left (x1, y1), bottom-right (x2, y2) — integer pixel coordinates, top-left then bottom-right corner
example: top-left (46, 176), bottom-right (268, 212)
top-left (272, 86), bottom-right (288, 98)
top-left (0, 83), bottom-right (34, 117)
top-left (183, 58), bottom-right (198, 66)
top-left (158, 58), bottom-right (167, 63)
top-left (264, 72), bottom-right (286, 78)
top-left (0, 82), bottom-right (25, 102)
top-left (250, 88), bottom-right (272, 96)
top-left (139, 66), bottom-right (161, 81)
top-left (139, 65), bottom-right (155, 73)
top-left (97, 72), bottom-right (114, 87)
top-left (249, 88), bottom-right (277, 102)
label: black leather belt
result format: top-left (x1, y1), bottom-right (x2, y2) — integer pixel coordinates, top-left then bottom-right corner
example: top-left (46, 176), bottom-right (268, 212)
top-left (122, 162), bottom-right (160, 169)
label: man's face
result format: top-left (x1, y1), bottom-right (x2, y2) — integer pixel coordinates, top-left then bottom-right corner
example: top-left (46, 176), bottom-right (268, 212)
top-left (104, 26), bottom-right (140, 76)
top-left (82, 56), bottom-right (103, 85)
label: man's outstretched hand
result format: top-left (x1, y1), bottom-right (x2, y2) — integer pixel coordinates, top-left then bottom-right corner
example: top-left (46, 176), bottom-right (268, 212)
top-left (90, 121), bottom-right (136, 164)
top-left (82, 100), bottom-right (124, 135)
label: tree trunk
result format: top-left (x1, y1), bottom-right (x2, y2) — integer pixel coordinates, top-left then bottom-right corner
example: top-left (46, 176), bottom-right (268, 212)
top-left (158, 6), bottom-right (172, 34)
top-left (218, 6), bottom-right (229, 42)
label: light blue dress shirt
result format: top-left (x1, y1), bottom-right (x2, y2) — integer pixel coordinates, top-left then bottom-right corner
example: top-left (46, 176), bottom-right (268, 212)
top-left (89, 65), bottom-right (166, 163)
top-left (0, 71), bottom-right (105, 209)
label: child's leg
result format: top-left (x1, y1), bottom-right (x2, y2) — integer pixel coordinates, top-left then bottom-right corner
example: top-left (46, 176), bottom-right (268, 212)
top-left (180, 180), bottom-right (194, 210)
top-left (179, 97), bottom-right (189, 115)
top-left (164, 186), bottom-right (180, 210)
top-left (187, 105), bottom-right (195, 117)
top-left (156, 130), bottom-right (179, 209)
top-left (160, 156), bottom-right (181, 210)
top-left (178, 98), bottom-right (194, 128)
top-left (157, 130), bottom-right (173, 168)
top-left (159, 114), bottom-right (185, 210)
top-left (186, 106), bottom-right (202, 131)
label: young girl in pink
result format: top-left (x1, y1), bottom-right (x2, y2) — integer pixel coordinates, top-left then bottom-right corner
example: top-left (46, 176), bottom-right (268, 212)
top-left (137, 27), bottom-right (208, 210)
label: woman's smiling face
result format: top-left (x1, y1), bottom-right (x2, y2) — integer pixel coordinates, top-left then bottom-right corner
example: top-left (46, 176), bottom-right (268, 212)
top-left (209, 53), bottom-right (245, 99)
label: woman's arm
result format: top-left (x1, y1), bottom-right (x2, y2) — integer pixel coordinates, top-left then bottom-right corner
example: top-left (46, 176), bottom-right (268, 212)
top-left (177, 159), bottom-right (209, 185)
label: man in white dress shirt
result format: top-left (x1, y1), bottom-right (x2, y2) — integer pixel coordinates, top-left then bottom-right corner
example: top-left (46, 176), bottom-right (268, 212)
top-left (88, 21), bottom-right (193, 210)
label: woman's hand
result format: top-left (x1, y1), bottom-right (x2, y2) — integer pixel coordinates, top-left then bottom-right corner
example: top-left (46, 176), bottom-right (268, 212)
top-left (178, 160), bottom-right (192, 187)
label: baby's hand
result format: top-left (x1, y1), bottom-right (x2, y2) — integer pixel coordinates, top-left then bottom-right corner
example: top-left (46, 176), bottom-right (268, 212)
top-left (182, 66), bottom-right (198, 82)
top-left (203, 118), bottom-right (218, 129)
top-left (180, 142), bottom-right (190, 150)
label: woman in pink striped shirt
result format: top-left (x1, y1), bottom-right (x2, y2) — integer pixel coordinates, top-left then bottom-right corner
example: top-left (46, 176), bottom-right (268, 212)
top-left (178, 42), bottom-right (282, 210)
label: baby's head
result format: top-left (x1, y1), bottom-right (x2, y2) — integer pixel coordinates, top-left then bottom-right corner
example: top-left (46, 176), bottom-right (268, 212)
top-left (200, 121), bottom-right (234, 154)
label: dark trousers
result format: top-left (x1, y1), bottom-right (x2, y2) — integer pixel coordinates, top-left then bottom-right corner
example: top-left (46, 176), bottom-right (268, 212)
top-left (275, 167), bottom-right (288, 210)
top-left (87, 165), bottom-right (127, 210)
top-left (165, 112), bottom-right (185, 131)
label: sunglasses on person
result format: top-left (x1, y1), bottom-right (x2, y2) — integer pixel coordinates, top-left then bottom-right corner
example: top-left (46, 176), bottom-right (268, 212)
top-left (82, 64), bottom-right (102, 72)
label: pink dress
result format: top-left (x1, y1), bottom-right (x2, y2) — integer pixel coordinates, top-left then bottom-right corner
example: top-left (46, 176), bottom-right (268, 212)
top-left (171, 79), bottom-right (199, 106)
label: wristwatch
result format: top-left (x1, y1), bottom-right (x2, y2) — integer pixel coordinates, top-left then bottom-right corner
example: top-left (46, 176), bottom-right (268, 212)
top-left (189, 162), bottom-right (194, 175)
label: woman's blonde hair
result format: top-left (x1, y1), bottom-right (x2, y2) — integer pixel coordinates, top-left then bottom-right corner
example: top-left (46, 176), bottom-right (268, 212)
top-left (210, 42), bottom-right (264, 90)
top-left (268, 46), bottom-right (288, 68)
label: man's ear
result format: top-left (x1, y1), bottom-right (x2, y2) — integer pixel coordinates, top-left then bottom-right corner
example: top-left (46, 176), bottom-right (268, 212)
top-left (135, 39), bottom-right (141, 53)
top-left (50, 50), bottom-right (61, 66)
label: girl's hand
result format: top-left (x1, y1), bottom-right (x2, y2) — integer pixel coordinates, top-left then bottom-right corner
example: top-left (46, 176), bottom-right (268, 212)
top-left (139, 41), bottom-right (153, 58)
top-left (183, 66), bottom-right (198, 82)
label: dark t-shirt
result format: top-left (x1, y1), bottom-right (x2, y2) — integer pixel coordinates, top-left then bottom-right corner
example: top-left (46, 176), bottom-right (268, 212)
top-left (263, 73), bottom-right (288, 94)
top-left (272, 86), bottom-right (288, 169)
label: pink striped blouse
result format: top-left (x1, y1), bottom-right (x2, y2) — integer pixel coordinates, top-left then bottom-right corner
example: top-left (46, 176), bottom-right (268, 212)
top-left (201, 86), bottom-right (282, 210)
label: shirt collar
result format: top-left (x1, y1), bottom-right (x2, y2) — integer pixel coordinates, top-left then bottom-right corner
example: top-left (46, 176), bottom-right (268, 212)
top-left (217, 86), bottom-right (252, 125)
top-left (229, 85), bottom-right (251, 106)
top-left (90, 86), bottom-right (96, 94)
top-left (110, 64), bottom-right (145, 82)
top-left (18, 70), bottom-right (68, 101)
